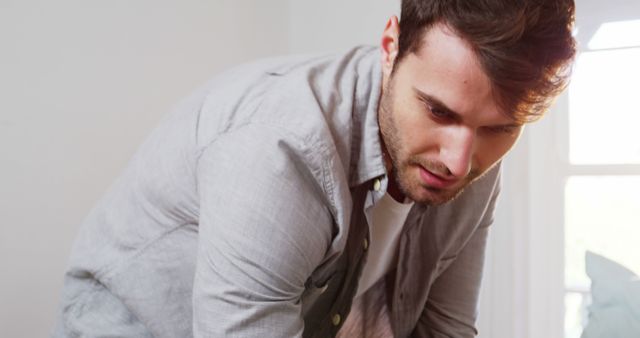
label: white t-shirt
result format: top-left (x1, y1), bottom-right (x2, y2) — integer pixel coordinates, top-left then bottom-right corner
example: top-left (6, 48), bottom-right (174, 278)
top-left (355, 192), bottom-right (414, 298)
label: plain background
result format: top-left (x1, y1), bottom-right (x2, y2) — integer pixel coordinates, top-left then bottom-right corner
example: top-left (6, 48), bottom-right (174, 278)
top-left (0, 1), bottom-right (399, 337)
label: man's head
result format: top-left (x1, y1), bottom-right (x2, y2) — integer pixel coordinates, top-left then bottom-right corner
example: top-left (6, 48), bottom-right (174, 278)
top-left (378, 0), bottom-right (576, 205)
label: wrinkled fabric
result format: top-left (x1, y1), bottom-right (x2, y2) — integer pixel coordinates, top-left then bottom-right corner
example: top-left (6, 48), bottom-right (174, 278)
top-left (53, 46), bottom-right (501, 338)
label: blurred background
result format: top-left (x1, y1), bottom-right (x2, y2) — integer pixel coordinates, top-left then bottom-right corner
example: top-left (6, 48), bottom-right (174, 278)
top-left (1, 1), bottom-right (638, 337)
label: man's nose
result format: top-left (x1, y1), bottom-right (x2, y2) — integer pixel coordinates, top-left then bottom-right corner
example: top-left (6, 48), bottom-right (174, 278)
top-left (440, 126), bottom-right (474, 178)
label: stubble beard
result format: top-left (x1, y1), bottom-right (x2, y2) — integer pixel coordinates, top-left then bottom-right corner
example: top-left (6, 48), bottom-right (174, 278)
top-left (378, 81), bottom-right (479, 205)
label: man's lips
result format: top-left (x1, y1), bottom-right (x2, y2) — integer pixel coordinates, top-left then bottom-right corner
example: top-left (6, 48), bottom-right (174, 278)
top-left (418, 166), bottom-right (459, 189)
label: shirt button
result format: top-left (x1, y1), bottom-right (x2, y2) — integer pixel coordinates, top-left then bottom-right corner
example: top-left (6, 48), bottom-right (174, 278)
top-left (373, 178), bottom-right (381, 191)
top-left (363, 238), bottom-right (369, 251)
top-left (332, 313), bottom-right (341, 326)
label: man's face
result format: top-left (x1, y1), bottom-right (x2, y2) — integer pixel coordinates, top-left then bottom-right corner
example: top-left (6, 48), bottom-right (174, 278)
top-left (378, 21), bottom-right (523, 205)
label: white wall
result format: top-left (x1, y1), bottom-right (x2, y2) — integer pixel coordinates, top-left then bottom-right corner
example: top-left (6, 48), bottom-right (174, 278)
top-left (288, 0), bottom-right (400, 53)
top-left (0, 1), bottom-right (289, 337)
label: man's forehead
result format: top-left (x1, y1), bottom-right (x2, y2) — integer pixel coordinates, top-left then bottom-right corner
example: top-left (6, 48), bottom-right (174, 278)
top-left (399, 24), bottom-right (524, 124)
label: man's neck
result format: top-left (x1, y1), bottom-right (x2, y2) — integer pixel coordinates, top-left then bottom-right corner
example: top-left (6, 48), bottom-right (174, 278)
top-left (386, 174), bottom-right (406, 203)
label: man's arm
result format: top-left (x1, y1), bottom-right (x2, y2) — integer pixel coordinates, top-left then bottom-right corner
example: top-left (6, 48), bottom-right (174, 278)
top-left (193, 124), bottom-right (334, 337)
top-left (412, 175), bottom-right (501, 338)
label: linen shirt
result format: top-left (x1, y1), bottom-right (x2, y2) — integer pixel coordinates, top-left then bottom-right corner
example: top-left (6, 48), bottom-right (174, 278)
top-left (56, 46), bottom-right (501, 338)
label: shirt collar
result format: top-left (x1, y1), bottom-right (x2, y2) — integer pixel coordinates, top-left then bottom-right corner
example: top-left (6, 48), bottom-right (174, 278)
top-left (349, 47), bottom-right (388, 188)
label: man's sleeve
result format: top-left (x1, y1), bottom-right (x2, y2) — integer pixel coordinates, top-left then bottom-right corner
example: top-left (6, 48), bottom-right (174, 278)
top-left (412, 172), bottom-right (501, 338)
top-left (193, 124), bottom-right (334, 337)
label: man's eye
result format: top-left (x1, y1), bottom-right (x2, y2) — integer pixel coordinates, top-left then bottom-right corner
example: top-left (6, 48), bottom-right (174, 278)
top-left (431, 108), bottom-right (448, 117)
top-left (427, 105), bottom-right (450, 119)
top-left (486, 125), bottom-right (518, 134)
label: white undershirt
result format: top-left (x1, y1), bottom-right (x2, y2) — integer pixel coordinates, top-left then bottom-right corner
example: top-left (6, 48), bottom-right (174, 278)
top-left (355, 192), bottom-right (414, 298)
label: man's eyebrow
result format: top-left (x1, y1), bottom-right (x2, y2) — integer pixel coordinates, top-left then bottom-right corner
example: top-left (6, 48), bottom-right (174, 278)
top-left (413, 87), bottom-right (462, 122)
top-left (413, 87), bottom-right (521, 128)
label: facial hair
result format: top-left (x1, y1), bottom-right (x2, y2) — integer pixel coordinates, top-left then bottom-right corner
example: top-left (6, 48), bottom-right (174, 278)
top-left (378, 76), bottom-right (482, 205)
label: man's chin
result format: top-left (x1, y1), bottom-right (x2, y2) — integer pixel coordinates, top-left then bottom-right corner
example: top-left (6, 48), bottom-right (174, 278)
top-left (415, 170), bottom-right (495, 204)
top-left (401, 179), bottom-right (469, 205)
top-left (409, 186), bottom-right (463, 205)
top-left (393, 166), bottom-right (480, 205)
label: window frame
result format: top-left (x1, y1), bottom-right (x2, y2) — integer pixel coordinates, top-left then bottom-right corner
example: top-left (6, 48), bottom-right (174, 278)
top-left (527, 15), bottom-right (640, 338)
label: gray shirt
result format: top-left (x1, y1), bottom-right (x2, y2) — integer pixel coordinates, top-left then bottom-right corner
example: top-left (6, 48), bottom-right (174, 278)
top-left (55, 46), bottom-right (500, 338)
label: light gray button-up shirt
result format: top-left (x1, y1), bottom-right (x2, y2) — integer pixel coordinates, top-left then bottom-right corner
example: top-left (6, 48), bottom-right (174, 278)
top-left (56, 46), bottom-right (501, 338)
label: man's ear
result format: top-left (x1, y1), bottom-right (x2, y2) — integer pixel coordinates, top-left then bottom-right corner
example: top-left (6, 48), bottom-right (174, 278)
top-left (380, 15), bottom-right (400, 78)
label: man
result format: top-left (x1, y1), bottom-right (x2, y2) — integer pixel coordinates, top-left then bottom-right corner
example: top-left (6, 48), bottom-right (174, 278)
top-left (53, 0), bottom-right (576, 337)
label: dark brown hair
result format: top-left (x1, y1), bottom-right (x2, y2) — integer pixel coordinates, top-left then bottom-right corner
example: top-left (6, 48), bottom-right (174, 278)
top-left (397, 0), bottom-right (576, 122)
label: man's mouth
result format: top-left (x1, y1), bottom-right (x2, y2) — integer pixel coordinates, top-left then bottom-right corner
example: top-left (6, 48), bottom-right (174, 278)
top-left (417, 165), bottom-right (459, 189)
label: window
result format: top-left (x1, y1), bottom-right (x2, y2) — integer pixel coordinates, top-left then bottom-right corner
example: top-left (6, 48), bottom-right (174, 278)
top-left (563, 19), bottom-right (640, 338)
top-left (475, 7), bottom-right (640, 338)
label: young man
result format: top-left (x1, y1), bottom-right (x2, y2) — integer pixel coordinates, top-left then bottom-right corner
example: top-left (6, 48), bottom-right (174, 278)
top-left (53, 0), bottom-right (575, 337)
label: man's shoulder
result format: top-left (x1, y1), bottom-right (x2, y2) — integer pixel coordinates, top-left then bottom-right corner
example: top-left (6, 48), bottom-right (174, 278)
top-left (194, 45), bottom-right (381, 172)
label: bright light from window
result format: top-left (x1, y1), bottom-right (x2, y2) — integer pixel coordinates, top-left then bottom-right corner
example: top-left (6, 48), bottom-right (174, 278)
top-left (569, 48), bottom-right (640, 164)
top-left (565, 176), bottom-right (640, 288)
top-left (564, 176), bottom-right (640, 338)
top-left (565, 19), bottom-right (640, 338)
top-left (588, 19), bottom-right (640, 49)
